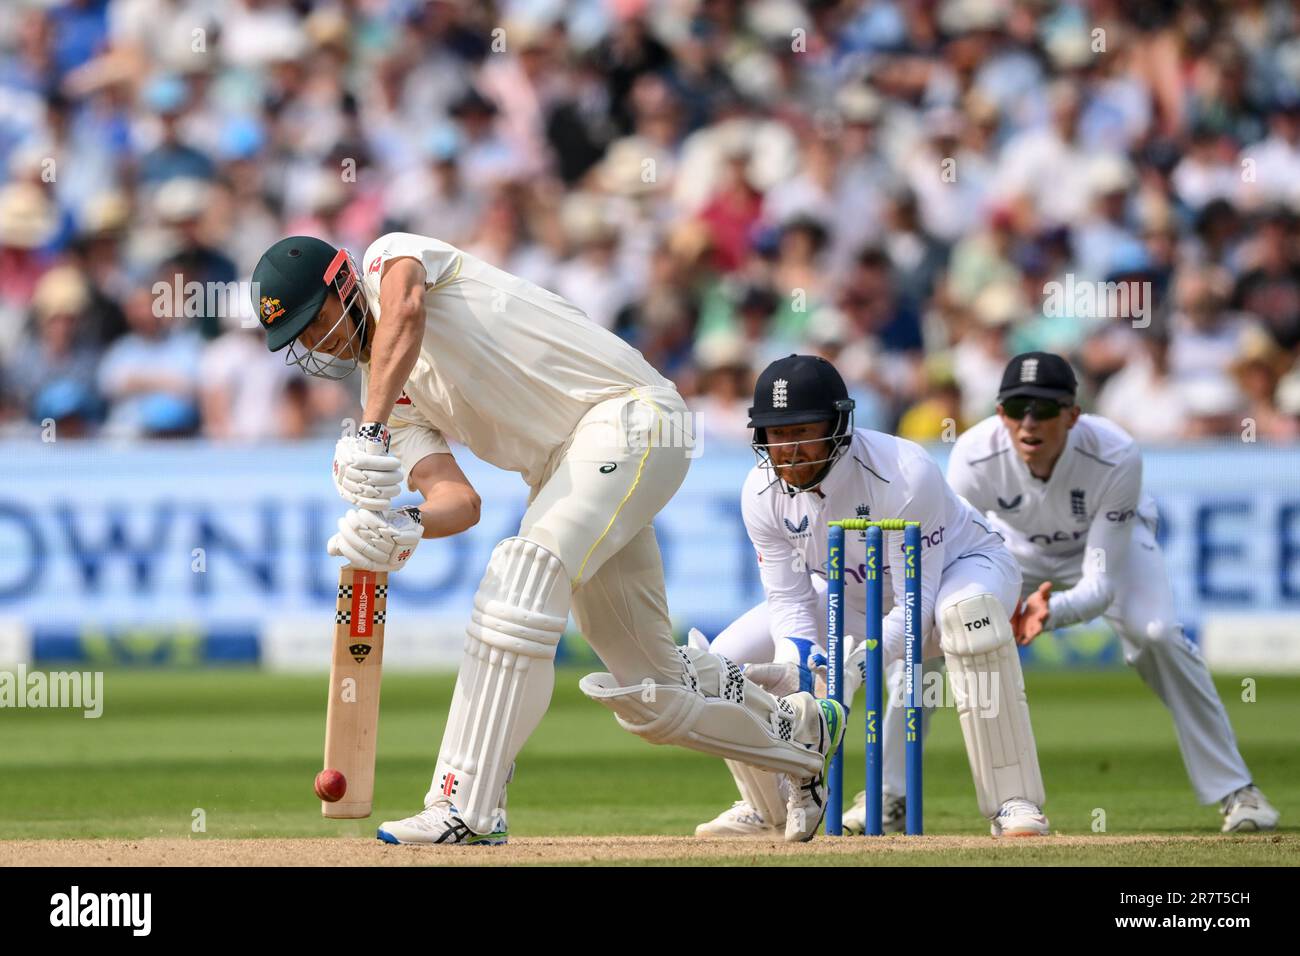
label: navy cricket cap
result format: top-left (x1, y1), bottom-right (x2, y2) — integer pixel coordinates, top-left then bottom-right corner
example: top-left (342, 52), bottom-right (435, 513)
top-left (998, 351), bottom-right (1078, 403)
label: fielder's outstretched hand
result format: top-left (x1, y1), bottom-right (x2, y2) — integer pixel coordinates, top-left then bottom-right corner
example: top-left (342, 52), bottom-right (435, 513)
top-left (328, 506), bottom-right (423, 572)
top-left (1011, 581), bottom-right (1053, 645)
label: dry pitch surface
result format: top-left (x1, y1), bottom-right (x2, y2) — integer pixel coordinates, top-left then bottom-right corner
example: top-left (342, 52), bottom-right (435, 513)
top-left (4, 672), bottom-right (1296, 867)
top-left (2, 834), bottom-right (1294, 867)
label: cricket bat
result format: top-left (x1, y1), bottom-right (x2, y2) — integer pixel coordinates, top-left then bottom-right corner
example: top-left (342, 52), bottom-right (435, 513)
top-left (321, 566), bottom-right (388, 818)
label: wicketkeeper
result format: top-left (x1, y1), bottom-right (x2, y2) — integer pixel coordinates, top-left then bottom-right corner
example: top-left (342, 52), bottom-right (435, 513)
top-left (693, 354), bottom-right (1050, 838)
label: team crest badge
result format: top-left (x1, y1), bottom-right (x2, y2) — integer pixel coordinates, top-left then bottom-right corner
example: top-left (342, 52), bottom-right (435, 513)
top-left (1071, 489), bottom-right (1087, 521)
top-left (260, 296), bottom-right (285, 324)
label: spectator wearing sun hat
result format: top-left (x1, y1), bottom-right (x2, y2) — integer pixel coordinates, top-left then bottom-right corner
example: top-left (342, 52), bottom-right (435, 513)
top-left (952, 280), bottom-right (1023, 422)
top-left (6, 265), bottom-right (103, 426)
top-left (1229, 324), bottom-right (1299, 442)
top-left (896, 354), bottom-right (967, 442)
top-left (687, 332), bottom-right (754, 445)
top-left (154, 178), bottom-right (237, 341)
top-left (0, 182), bottom-right (59, 358)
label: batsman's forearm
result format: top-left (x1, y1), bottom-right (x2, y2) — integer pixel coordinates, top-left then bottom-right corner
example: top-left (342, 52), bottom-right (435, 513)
top-left (415, 488), bottom-right (481, 538)
top-left (362, 309), bottom-right (423, 424)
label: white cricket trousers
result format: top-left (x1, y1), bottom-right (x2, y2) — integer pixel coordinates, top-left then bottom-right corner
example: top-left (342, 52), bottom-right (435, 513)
top-left (1017, 517), bottom-right (1252, 804)
top-left (521, 385), bottom-right (693, 684)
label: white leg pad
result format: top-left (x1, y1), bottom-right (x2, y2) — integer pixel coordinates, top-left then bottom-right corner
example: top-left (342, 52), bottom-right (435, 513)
top-left (686, 627), bottom-right (710, 652)
top-left (579, 647), bottom-right (822, 777)
top-left (687, 628), bottom-right (788, 823)
top-left (727, 760), bottom-right (788, 825)
top-left (939, 592), bottom-right (1046, 818)
top-left (428, 537), bottom-right (569, 833)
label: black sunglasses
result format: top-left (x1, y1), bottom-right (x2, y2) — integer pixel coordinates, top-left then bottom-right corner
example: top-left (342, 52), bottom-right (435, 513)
top-left (1000, 397), bottom-right (1067, 420)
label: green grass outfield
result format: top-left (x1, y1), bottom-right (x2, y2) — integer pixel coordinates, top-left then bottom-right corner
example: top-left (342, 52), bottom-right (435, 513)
top-left (0, 668), bottom-right (1295, 865)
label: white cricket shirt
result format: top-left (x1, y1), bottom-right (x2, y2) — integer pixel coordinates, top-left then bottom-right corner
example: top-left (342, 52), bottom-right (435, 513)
top-left (356, 232), bottom-right (673, 487)
top-left (947, 414), bottom-right (1156, 628)
top-left (741, 428), bottom-right (1005, 652)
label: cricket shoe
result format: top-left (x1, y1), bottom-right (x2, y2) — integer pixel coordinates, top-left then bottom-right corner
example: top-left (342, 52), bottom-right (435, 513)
top-left (990, 798), bottom-right (1050, 837)
top-left (882, 793), bottom-right (907, 833)
top-left (695, 801), bottom-right (782, 838)
top-left (842, 791), bottom-right (907, 834)
top-left (783, 695), bottom-right (847, 842)
top-left (1220, 784), bottom-right (1279, 833)
top-left (841, 790), bottom-right (868, 834)
top-left (376, 800), bottom-right (508, 846)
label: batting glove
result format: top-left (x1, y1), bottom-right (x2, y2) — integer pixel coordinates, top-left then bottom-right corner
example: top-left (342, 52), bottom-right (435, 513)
top-left (327, 506), bottom-right (423, 572)
top-left (332, 422), bottom-right (404, 510)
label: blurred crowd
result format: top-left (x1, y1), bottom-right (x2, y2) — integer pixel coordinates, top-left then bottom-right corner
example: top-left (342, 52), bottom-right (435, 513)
top-left (2, 0), bottom-right (1300, 445)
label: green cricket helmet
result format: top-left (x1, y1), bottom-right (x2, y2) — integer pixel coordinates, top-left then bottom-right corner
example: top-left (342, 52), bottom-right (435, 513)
top-left (250, 236), bottom-right (368, 379)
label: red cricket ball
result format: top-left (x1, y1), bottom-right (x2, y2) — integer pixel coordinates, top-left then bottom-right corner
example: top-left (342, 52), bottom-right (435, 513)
top-left (315, 768), bottom-right (347, 802)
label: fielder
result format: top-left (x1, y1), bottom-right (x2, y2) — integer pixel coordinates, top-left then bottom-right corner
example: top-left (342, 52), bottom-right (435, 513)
top-left (948, 351), bottom-right (1279, 833)
top-left (249, 233), bottom-right (845, 845)
top-left (695, 353), bottom-right (1050, 838)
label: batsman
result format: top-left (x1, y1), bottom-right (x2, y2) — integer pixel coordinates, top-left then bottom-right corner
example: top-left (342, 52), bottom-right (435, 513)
top-left (250, 233), bottom-right (846, 844)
